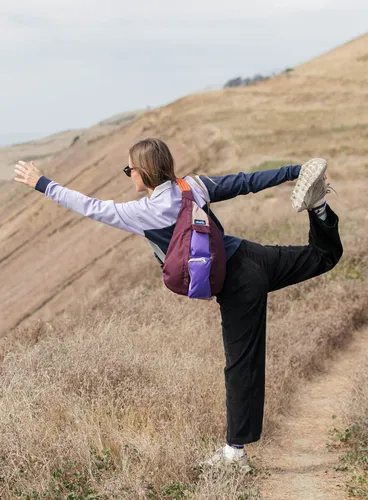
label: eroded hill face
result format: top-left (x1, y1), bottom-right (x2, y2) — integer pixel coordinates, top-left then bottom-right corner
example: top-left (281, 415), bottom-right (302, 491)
top-left (0, 33), bottom-right (367, 339)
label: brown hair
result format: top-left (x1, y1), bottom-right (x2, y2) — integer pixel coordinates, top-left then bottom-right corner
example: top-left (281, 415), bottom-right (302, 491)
top-left (129, 138), bottom-right (176, 189)
top-left (129, 137), bottom-right (215, 207)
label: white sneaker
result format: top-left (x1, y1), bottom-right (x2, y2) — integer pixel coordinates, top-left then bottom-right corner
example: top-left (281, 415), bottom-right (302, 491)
top-left (291, 158), bottom-right (334, 212)
top-left (204, 444), bottom-right (250, 470)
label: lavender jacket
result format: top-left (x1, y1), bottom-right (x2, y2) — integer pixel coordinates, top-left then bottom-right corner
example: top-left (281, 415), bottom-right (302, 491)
top-left (35, 165), bottom-right (301, 264)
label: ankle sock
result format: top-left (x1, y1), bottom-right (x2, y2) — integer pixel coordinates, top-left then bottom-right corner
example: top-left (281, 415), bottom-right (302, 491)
top-left (228, 443), bottom-right (244, 449)
top-left (312, 201), bottom-right (327, 221)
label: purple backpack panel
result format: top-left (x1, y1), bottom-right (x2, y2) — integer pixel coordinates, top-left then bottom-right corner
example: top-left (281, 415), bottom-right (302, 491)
top-left (162, 178), bottom-right (226, 299)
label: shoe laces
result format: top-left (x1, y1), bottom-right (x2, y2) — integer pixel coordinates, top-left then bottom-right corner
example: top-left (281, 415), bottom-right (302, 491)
top-left (323, 175), bottom-right (338, 197)
top-left (325, 181), bottom-right (338, 197)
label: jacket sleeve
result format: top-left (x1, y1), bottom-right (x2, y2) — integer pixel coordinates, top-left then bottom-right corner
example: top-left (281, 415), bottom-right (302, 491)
top-left (35, 176), bottom-right (144, 236)
top-left (198, 164), bottom-right (301, 203)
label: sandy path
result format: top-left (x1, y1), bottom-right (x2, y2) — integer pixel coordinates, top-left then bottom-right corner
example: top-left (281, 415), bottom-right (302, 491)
top-left (259, 327), bottom-right (368, 500)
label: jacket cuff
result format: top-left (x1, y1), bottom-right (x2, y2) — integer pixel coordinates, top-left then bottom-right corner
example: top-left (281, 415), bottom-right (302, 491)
top-left (35, 176), bottom-right (52, 193)
top-left (289, 164), bottom-right (302, 180)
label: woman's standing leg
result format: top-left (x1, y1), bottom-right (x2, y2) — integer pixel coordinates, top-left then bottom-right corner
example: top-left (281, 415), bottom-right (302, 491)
top-left (215, 244), bottom-right (269, 446)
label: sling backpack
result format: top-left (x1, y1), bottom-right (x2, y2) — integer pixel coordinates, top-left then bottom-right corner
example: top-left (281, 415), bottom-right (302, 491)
top-left (162, 178), bottom-right (227, 299)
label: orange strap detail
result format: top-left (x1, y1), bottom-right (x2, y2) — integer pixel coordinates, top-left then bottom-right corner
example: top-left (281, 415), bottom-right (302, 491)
top-left (176, 178), bottom-right (191, 192)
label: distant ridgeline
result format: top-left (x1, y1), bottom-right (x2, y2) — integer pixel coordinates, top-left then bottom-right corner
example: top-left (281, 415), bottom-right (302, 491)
top-left (224, 67), bottom-right (293, 88)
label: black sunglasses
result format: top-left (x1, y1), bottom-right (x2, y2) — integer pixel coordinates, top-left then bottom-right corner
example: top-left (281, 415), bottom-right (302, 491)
top-left (123, 165), bottom-right (135, 177)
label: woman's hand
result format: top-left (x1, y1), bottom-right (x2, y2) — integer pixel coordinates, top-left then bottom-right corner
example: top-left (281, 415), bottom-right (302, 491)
top-left (14, 161), bottom-right (43, 189)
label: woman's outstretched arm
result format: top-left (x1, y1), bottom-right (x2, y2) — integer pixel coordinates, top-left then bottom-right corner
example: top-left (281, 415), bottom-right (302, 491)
top-left (198, 164), bottom-right (301, 203)
top-left (14, 161), bottom-right (144, 236)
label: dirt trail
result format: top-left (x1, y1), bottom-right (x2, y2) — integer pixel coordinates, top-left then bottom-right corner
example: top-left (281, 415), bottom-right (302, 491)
top-left (259, 327), bottom-right (368, 500)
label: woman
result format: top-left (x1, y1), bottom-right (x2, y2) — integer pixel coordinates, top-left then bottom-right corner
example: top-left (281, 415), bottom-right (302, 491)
top-left (14, 138), bottom-right (343, 468)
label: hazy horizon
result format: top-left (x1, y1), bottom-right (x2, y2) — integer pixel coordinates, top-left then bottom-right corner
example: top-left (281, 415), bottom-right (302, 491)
top-left (1, 1), bottom-right (367, 147)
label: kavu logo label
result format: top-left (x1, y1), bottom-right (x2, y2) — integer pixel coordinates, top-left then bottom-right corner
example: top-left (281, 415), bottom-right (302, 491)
top-left (194, 219), bottom-right (206, 225)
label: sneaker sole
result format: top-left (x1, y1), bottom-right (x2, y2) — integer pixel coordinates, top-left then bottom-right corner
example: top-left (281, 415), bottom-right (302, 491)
top-left (291, 158), bottom-right (327, 212)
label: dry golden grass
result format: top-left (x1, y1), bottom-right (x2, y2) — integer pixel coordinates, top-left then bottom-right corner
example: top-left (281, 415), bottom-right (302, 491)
top-left (0, 183), bottom-right (367, 498)
top-left (326, 360), bottom-right (368, 499)
top-left (347, 369), bottom-right (368, 498)
top-left (0, 33), bottom-right (367, 498)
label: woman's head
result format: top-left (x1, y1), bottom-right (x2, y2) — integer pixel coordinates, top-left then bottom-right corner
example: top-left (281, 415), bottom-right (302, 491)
top-left (128, 138), bottom-right (176, 194)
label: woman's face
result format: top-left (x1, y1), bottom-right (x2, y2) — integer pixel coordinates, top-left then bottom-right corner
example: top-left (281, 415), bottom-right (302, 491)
top-left (128, 156), bottom-right (149, 193)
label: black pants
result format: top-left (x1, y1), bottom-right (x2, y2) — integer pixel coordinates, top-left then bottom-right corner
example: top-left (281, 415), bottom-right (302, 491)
top-left (215, 205), bottom-right (343, 445)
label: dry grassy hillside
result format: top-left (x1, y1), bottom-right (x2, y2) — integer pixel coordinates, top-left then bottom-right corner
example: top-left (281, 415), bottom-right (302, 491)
top-left (1, 33), bottom-right (367, 340)
top-left (0, 33), bottom-right (367, 499)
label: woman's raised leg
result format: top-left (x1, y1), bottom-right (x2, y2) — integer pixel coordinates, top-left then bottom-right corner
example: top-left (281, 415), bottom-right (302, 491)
top-left (265, 204), bottom-right (343, 292)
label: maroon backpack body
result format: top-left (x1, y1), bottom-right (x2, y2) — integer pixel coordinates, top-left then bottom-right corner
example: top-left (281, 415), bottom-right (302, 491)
top-left (162, 178), bottom-right (226, 299)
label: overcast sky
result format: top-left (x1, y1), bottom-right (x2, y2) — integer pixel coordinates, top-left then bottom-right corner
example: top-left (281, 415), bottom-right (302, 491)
top-left (0, 1), bottom-right (367, 146)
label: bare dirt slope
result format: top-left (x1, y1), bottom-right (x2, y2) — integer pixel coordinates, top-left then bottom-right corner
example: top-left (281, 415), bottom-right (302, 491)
top-left (260, 327), bottom-right (368, 500)
top-left (0, 33), bottom-right (367, 338)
